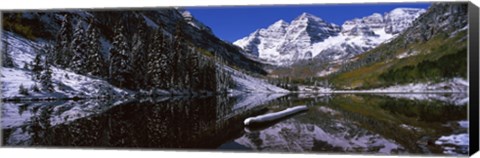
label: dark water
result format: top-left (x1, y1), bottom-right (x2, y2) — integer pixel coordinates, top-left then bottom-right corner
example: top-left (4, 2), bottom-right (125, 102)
top-left (1, 93), bottom-right (469, 156)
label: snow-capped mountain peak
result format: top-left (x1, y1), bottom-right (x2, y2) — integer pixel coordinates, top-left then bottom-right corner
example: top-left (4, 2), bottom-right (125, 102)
top-left (389, 7), bottom-right (426, 16)
top-left (384, 8), bottom-right (426, 34)
top-left (234, 12), bottom-right (343, 65)
top-left (294, 12), bottom-right (324, 22)
top-left (234, 8), bottom-right (426, 66)
top-left (270, 19), bottom-right (289, 28)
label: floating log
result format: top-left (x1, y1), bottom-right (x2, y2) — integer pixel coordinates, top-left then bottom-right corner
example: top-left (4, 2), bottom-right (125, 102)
top-left (244, 105), bottom-right (308, 126)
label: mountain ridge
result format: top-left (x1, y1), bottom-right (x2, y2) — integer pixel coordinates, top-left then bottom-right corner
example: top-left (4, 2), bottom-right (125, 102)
top-left (234, 7), bottom-right (426, 66)
top-left (329, 3), bottom-right (468, 89)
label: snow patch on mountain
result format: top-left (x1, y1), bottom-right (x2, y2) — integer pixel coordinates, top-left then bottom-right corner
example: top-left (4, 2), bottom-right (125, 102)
top-left (234, 8), bottom-right (426, 66)
top-left (317, 66), bottom-right (340, 77)
top-left (396, 50), bottom-right (420, 59)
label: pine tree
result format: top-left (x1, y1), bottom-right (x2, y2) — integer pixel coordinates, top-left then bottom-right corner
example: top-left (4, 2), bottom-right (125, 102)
top-left (147, 27), bottom-right (172, 88)
top-left (108, 25), bottom-right (131, 88)
top-left (23, 62), bottom-right (30, 70)
top-left (70, 21), bottom-right (88, 74)
top-left (19, 84), bottom-right (29, 95)
top-left (146, 30), bottom-right (163, 87)
top-left (43, 43), bottom-right (55, 67)
top-left (187, 46), bottom-right (200, 90)
top-left (130, 19), bottom-right (148, 89)
top-left (172, 22), bottom-right (186, 90)
top-left (2, 39), bottom-right (15, 67)
top-left (31, 83), bottom-right (40, 92)
top-left (54, 14), bottom-right (73, 68)
top-left (31, 53), bottom-right (43, 80)
top-left (40, 60), bottom-right (54, 92)
top-left (214, 55), bottom-right (233, 93)
top-left (85, 22), bottom-right (105, 77)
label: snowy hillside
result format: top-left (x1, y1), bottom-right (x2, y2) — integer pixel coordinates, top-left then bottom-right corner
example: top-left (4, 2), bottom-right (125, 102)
top-left (296, 77), bottom-right (468, 93)
top-left (1, 30), bottom-right (287, 100)
top-left (223, 64), bottom-right (288, 94)
top-left (234, 8), bottom-right (426, 66)
top-left (1, 32), bottom-right (131, 100)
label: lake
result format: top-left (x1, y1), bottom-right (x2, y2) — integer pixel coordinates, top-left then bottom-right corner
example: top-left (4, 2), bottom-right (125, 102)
top-left (1, 93), bottom-right (469, 156)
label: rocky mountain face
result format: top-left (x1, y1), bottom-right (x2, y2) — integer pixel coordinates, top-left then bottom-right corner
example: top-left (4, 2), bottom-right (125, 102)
top-left (401, 3), bottom-right (468, 44)
top-left (234, 8), bottom-right (426, 66)
top-left (330, 3), bottom-right (468, 89)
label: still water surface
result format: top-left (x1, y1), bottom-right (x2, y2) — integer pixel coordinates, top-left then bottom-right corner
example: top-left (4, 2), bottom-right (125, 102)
top-left (1, 93), bottom-right (469, 155)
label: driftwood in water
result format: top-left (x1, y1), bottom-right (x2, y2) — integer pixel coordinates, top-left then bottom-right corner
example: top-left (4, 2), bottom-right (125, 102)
top-left (244, 105), bottom-right (308, 126)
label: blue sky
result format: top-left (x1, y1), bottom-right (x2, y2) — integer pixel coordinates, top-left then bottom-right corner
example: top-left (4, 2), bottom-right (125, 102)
top-left (186, 3), bottom-right (431, 43)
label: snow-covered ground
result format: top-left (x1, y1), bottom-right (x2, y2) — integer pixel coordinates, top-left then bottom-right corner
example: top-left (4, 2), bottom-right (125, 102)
top-left (368, 77), bottom-right (468, 93)
top-left (296, 77), bottom-right (468, 94)
top-left (224, 65), bottom-right (288, 94)
top-left (2, 32), bottom-right (42, 67)
top-left (295, 78), bottom-right (468, 105)
top-left (1, 67), bottom-right (131, 100)
top-left (298, 85), bottom-right (333, 93)
top-left (2, 32), bottom-right (131, 100)
top-left (229, 93), bottom-right (286, 111)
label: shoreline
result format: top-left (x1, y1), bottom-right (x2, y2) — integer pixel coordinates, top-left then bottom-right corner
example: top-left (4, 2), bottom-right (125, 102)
top-left (2, 90), bottom-right (468, 102)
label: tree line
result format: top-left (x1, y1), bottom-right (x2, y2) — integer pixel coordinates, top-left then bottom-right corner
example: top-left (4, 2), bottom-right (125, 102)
top-left (32, 14), bottom-right (233, 94)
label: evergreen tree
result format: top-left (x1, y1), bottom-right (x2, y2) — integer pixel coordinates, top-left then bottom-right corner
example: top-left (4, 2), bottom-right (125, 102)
top-left (53, 14), bottom-right (73, 67)
top-left (19, 84), bottom-right (29, 95)
top-left (172, 22), bottom-right (186, 89)
top-left (31, 83), bottom-right (40, 92)
top-left (2, 40), bottom-right (15, 67)
top-left (40, 60), bottom-right (54, 92)
top-left (23, 62), bottom-right (30, 70)
top-left (147, 27), bottom-right (172, 89)
top-left (108, 25), bottom-right (131, 88)
top-left (147, 30), bottom-right (163, 88)
top-left (85, 22), bottom-right (105, 77)
top-left (130, 19), bottom-right (149, 89)
top-left (43, 43), bottom-right (55, 68)
top-left (186, 45), bottom-right (199, 90)
top-left (31, 53), bottom-right (43, 80)
top-left (70, 21), bottom-right (88, 74)
top-left (214, 54), bottom-right (233, 93)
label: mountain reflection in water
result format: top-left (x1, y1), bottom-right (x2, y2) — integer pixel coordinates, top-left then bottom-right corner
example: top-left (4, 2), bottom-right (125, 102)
top-left (1, 93), bottom-right (468, 155)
